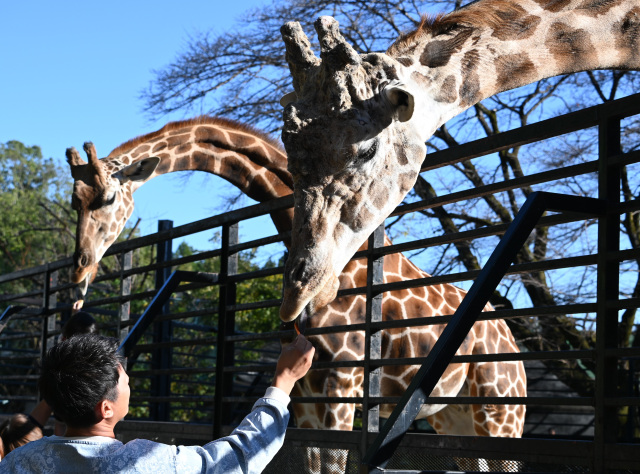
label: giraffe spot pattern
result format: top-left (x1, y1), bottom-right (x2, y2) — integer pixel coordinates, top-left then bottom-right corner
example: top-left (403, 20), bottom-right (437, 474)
top-left (546, 21), bottom-right (597, 70)
top-left (338, 199), bottom-right (374, 237)
top-left (490, 5), bottom-right (541, 40)
top-left (176, 143), bottom-right (192, 155)
top-left (191, 151), bottom-right (210, 170)
top-left (166, 134), bottom-right (190, 149)
top-left (532, 0), bottom-right (573, 12)
top-left (459, 49), bottom-right (482, 107)
top-left (398, 169), bottom-right (419, 194)
top-left (155, 156), bottom-right (171, 174)
top-left (152, 141), bottom-right (168, 153)
top-left (614, 7), bottom-right (640, 67)
top-left (194, 126), bottom-right (223, 146)
top-left (410, 70), bottom-right (433, 91)
top-left (434, 74), bottom-right (459, 103)
top-left (369, 178), bottom-right (390, 210)
top-left (172, 156), bottom-right (193, 172)
top-left (228, 131), bottom-right (254, 150)
top-left (394, 142), bottom-right (409, 165)
top-left (577, 0), bottom-right (620, 17)
top-left (419, 27), bottom-right (474, 68)
top-left (131, 144), bottom-right (150, 159)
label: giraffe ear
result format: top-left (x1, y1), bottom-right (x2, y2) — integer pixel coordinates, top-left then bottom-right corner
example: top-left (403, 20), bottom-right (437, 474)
top-left (280, 91), bottom-right (297, 107)
top-left (112, 157), bottom-right (161, 184)
top-left (383, 81), bottom-right (415, 123)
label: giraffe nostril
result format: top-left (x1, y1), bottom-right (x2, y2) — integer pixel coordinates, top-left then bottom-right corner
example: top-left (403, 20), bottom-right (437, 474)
top-left (290, 259), bottom-right (308, 285)
top-left (75, 252), bottom-right (90, 269)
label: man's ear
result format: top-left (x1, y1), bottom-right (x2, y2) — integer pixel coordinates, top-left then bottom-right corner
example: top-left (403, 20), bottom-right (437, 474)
top-left (97, 399), bottom-right (114, 420)
top-left (383, 81), bottom-right (415, 123)
top-left (112, 157), bottom-right (161, 184)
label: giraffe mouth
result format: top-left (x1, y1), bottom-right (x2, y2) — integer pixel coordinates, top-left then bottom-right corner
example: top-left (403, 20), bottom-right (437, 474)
top-left (76, 273), bottom-right (91, 300)
top-left (293, 304), bottom-right (312, 335)
top-left (280, 266), bottom-right (340, 323)
top-left (71, 263), bottom-right (98, 288)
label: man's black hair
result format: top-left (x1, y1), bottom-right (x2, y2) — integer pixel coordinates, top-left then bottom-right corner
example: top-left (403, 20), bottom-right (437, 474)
top-left (39, 334), bottom-right (125, 428)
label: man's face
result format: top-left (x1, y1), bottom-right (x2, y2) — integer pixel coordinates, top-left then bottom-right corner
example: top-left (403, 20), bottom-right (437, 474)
top-left (113, 365), bottom-right (130, 422)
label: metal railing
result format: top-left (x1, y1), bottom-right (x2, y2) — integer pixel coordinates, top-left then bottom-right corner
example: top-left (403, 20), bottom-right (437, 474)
top-left (1, 94), bottom-right (640, 472)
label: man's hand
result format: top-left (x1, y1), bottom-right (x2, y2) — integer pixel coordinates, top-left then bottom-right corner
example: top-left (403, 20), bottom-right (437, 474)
top-left (72, 300), bottom-right (84, 314)
top-left (272, 334), bottom-right (315, 395)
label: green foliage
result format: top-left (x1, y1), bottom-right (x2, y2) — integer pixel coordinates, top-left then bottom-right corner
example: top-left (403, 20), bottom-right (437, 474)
top-left (0, 140), bottom-right (75, 275)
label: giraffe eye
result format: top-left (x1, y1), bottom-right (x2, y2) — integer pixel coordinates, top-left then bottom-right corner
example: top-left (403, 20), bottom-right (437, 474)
top-left (357, 140), bottom-right (378, 162)
top-left (90, 192), bottom-right (116, 210)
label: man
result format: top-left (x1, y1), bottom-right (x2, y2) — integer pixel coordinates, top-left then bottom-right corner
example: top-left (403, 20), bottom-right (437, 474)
top-left (1, 333), bottom-right (314, 473)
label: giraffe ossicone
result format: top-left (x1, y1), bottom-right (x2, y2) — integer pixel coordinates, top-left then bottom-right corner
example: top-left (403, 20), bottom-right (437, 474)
top-left (279, 0), bottom-right (640, 322)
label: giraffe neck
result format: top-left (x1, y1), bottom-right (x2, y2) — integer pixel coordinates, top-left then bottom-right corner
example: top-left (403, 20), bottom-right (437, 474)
top-left (388, 0), bottom-right (640, 134)
top-left (107, 117), bottom-right (295, 237)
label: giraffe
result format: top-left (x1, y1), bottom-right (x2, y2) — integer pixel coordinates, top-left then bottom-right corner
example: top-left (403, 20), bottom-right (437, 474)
top-left (66, 117), bottom-right (525, 472)
top-left (278, 0), bottom-right (640, 325)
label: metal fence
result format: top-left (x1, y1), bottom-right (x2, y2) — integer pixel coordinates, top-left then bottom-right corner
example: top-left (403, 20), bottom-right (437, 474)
top-left (2, 94), bottom-right (640, 473)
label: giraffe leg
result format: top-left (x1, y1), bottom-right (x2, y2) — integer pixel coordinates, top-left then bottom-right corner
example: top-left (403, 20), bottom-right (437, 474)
top-left (316, 402), bottom-right (354, 474)
top-left (291, 400), bottom-right (355, 474)
top-left (469, 360), bottom-right (527, 472)
top-left (469, 361), bottom-right (526, 438)
top-left (425, 362), bottom-right (526, 471)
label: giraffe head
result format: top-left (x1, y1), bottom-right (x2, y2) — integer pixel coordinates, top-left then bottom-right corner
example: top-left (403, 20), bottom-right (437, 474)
top-left (279, 17), bottom-right (440, 322)
top-left (66, 142), bottom-right (160, 288)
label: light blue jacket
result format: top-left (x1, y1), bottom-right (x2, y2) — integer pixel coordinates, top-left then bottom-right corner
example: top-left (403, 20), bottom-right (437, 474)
top-left (0, 387), bottom-right (289, 474)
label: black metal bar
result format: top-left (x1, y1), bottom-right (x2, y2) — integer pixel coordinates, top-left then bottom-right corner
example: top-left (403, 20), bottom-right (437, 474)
top-left (119, 251), bottom-right (133, 343)
top-left (360, 224), bottom-right (385, 471)
top-left (593, 114), bottom-right (622, 473)
top-left (152, 220), bottom-right (173, 422)
top-left (214, 222), bottom-right (238, 437)
top-left (362, 192), bottom-right (607, 470)
top-left (41, 270), bottom-right (58, 359)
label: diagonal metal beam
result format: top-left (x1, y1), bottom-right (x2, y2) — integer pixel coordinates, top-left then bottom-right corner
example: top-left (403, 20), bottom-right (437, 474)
top-left (362, 191), bottom-right (607, 471)
top-left (119, 270), bottom-right (218, 358)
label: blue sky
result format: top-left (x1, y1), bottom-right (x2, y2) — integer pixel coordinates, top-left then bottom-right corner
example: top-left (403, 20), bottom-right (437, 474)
top-left (1, 0), bottom-right (273, 252)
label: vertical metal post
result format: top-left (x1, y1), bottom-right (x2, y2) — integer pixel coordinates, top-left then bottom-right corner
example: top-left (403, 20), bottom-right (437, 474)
top-left (119, 251), bottom-right (133, 346)
top-left (39, 269), bottom-right (57, 402)
top-left (151, 220), bottom-right (173, 421)
top-left (360, 224), bottom-right (385, 471)
top-left (594, 115), bottom-right (621, 473)
top-left (214, 222), bottom-right (239, 437)
top-left (41, 268), bottom-right (58, 357)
